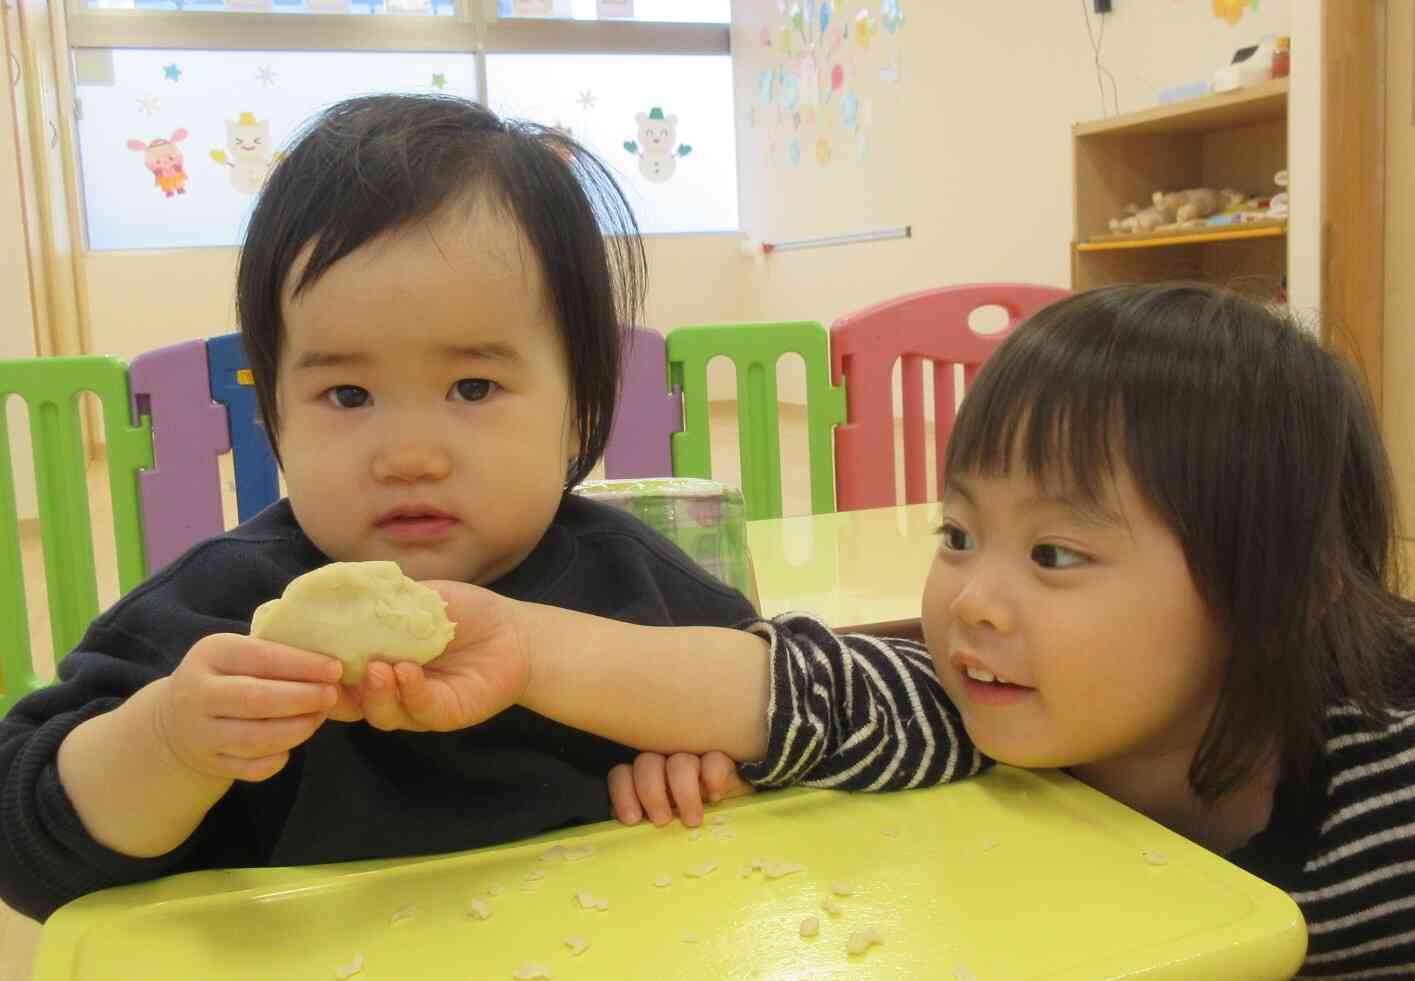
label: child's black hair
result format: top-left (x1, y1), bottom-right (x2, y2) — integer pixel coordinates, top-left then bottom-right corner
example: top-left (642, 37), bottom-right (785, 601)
top-left (945, 282), bottom-right (1415, 802)
top-left (235, 93), bottom-right (646, 486)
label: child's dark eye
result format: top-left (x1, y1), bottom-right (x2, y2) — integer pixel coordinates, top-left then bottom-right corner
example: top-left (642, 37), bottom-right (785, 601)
top-left (939, 522), bottom-right (975, 552)
top-left (450, 378), bottom-right (496, 402)
top-left (1032, 544), bottom-right (1087, 569)
top-left (324, 385), bottom-right (370, 409)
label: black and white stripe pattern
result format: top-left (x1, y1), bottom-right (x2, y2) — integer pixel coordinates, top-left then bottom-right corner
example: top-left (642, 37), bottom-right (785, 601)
top-left (736, 613), bottom-right (988, 791)
top-left (1288, 704), bottom-right (1415, 979)
top-left (734, 615), bottom-right (1415, 978)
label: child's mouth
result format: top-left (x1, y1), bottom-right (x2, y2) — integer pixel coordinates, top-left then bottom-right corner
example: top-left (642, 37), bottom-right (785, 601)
top-left (960, 665), bottom-right (1034, 705)
top-left (376, 512), bottom-right (457, 542)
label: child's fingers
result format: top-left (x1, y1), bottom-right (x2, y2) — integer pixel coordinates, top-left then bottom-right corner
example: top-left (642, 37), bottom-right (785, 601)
top-left (207, 712), bottom-right (327, 761)
top-left (607, 764), bottom-right (643, 825)
top-left (215, 750), bottom-right (293, 783)
top-left (391, 662), bottom-right (439, 731)
top-left (700, 750), bottom-right (754, 802)
top-left (206, 675), bottom-right (338, 720)
top-left (208, 636), bottom-right (345, 684)
top-left (632, 753), bottom-right (674, 826)
top-left (327, 685), bottom-right (365, 723)
top-left (359, 661), bottom-right (410, 732)
top-left (665, 753), bottom-right (706, 827)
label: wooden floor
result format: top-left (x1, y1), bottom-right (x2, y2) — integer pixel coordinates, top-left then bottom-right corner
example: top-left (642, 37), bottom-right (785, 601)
top-left (1, 402), bottom-right (932, 980)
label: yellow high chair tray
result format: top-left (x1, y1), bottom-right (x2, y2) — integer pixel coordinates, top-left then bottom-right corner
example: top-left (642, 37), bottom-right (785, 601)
top-left (36, 768), bottom-right (1305, 980)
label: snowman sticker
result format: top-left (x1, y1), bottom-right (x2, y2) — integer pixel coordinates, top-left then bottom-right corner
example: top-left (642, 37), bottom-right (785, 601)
top-left (623, 107), bottom-right (693, 183)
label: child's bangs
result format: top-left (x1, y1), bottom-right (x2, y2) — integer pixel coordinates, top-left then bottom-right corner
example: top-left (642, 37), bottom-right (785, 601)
top-left (943, 329), bottom-right (1124, 511)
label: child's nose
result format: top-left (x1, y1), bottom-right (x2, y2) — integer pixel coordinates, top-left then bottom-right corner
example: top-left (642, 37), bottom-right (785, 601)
top-left (372, 441), bottom-right (452, 483)
top-left (950, 565), bottom-right (1014, 634)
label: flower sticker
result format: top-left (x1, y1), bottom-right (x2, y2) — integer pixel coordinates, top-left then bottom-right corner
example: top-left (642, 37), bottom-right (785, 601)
top-left (881, 0), bottom-right (903, 32)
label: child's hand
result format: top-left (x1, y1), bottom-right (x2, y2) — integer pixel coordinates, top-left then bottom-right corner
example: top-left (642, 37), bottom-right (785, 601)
top-left (336, 581), bottom-right (532, 733)
top-left (608, 751), bottom-right (755, 828)
top-left (153, 633), bottom-right (344, 783)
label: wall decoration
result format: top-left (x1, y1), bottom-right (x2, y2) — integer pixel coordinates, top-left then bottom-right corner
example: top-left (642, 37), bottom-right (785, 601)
top-left (255, 65), bottom-right (278, 87)
top-left (162, 64), bottom-right (183, 83)
top-left (126, 128), bottom-right (189, 198)
top-left (136, 95), bottom-right (161, 117)
top-left (881, 0), bottom-right (903, 33)
top-left (208, 112), bottom-right (274, 195)
top-left (1212, 0), bottom-right (1257, 24)
top-left (749, 0), bottom-right (904, 167)
top-left (623, 107), bottom-right (693, 182)
top-left (431, 73), bottom-right (448, 89)
top-left (577, 89), bottom-right (597, 110)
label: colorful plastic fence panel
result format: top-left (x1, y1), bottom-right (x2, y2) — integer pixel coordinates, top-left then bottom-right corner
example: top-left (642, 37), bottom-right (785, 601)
top-left (830, 283), bottom-right (1069, 511)
top-left (207, 333), bottom-right (279, 522)
top-left (130, 340), bottom-right (230, 572)
top-left (603, 326), bottom-right (680, 479)
top-left (668, 321), bottom-right (846, 521)
top-left (0, 357), bottom-right (153, 715)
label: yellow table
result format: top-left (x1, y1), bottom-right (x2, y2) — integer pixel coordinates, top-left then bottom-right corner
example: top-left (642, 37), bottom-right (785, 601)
top-left (747, 502), bottom-right (941, 632)
top-left (35, 767), bottom-right (1305, 980)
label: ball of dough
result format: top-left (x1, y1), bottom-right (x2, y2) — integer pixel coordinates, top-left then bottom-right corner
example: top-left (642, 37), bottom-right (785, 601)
top-left (250, 561), bottom-right (455, 684)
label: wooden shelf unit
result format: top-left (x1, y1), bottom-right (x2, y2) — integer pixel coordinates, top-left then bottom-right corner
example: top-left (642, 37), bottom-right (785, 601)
top-left (1071, 78), bottom-right (1288, 294)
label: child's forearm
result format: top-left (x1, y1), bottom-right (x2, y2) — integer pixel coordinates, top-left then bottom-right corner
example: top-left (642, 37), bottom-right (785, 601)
top-left (56, 679), bottom-right (232, 858)
top-left (517, 603), bottom-right (771, 763)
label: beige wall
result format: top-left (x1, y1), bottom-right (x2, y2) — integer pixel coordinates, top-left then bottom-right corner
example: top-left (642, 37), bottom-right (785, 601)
top-left (728, 0), bottom-right (1306, 400)
top-left (1385, 0), bottom-right (1415, 570)
top-left (83, 233), bottom-right (747, 360)
top-left (2, 13), bottom-right (40, 520)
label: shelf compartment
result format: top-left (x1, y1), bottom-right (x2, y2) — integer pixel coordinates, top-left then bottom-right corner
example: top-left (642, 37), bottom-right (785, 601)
top-left (1077, 220), bottom-right (1287, 252)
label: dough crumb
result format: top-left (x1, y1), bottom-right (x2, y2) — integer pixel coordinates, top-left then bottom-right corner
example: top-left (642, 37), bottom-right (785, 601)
top-left (1143, 849), bottom-right (1169, 866)
top-left (800, 916), bottom-right (820, 938)
top-left (708, 814), bottom-right (728, 825)
top-left (466, 899), bottom-right (492, 920)
top-left (686, 861), bottom-right (719, 878)
top-left (822, 898), bottom-right (842, 916)
top-left (564, 844), bottom-right (595, 862)
top-left (881, 827), bottom-right (900, 839)
top-left (389, 904), bottom-right (416, 926)
top-left (540, 845), bottom-right (568, 863)
top-left (683, 932), bottom-right (700, 943)
top-left (575, 889), bottom-right (609, 910)
top-left (654, 876), bottom-right (673, 888)
top-left (512, 963), bottom-right (552, 980)
top-left (847, 928), bottom-right (883, 957)
top-left (688, 829), bottom-right (703, 841)
top-left (563, 936), bottom-right (590, 956)
top-left (831, 880), bottom-right (854, 896)
top-left (981, 839), bottom-right (999, 852)
top-left (334, 952), bottom-right (364, 980)
top-left (487, 883), bottom-right (507, 897)
top-left (764, 862), bottom-right (804, 879)
top-left (525, 869), bottom-right (546, 882)
top-left (954, 965), bottom-right (978, 981)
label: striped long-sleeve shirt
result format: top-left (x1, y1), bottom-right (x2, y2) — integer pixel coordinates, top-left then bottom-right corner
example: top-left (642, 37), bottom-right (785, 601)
top-left (735, 613), bottom-right (1415, 979)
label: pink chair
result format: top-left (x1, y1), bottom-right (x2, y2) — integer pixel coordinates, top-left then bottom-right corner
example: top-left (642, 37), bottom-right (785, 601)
top-left (830, 283), bottom-right (1069, 511)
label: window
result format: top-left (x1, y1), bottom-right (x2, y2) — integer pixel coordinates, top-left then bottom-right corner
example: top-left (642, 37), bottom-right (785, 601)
top-left (486, 53), bottom-right (736, 234)
top-left (67, 0), bottom-right (734, 250)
